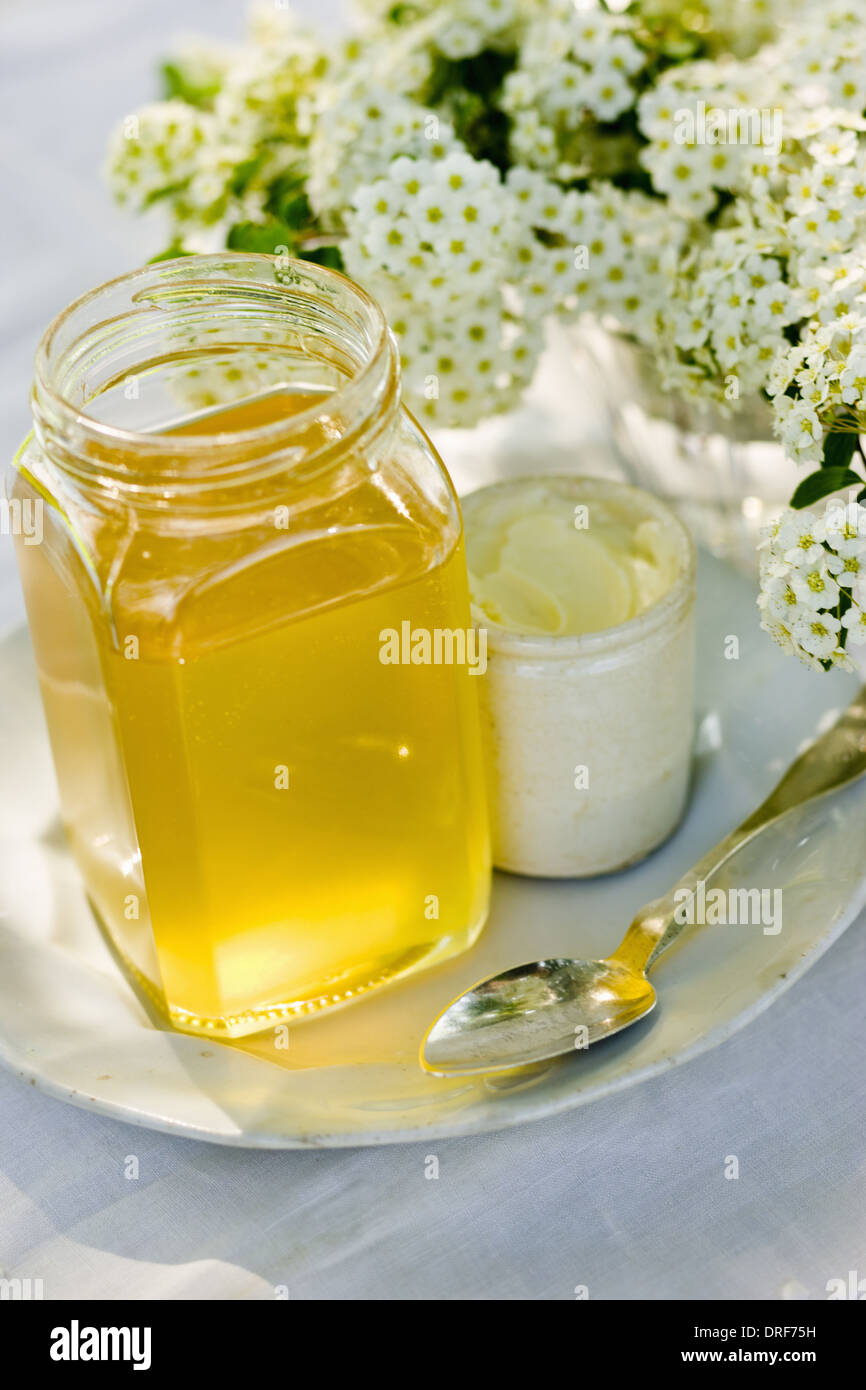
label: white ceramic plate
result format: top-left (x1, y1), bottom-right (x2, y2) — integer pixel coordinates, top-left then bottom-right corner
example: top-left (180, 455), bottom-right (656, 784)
top-left (1, 551), bottom-right (864, 1147)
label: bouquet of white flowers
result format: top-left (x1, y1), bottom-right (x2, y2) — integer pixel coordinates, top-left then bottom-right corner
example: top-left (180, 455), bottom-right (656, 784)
top-left (105, 0), bottom-right (866, 670)
top-left (101, 2), bottom-right (815, 425)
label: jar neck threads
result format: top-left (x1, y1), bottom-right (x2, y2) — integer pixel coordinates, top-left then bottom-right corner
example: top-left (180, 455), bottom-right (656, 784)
top-left (31, 253), bottom-right (401, 511)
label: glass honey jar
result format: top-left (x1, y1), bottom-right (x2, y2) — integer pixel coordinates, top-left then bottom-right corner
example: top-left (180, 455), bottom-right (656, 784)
top-left (9, 254), bottom-right (490, 1037)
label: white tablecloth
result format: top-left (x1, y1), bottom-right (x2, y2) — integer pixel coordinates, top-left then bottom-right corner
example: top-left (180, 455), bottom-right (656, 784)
top-left (0, 0), bottom-right (864, 1302)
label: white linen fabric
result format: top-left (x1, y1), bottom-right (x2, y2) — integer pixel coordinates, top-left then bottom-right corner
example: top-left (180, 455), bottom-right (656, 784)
top-left (0, 0), bottom-right (863, 1302)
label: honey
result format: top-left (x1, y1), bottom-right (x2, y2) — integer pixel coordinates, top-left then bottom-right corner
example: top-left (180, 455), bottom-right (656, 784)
top-left (12, 255), bottom-right (490, 1036)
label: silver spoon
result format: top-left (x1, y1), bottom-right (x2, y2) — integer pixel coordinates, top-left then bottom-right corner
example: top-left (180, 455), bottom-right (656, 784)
top-left (422, 687), bottom-right (866, 1077)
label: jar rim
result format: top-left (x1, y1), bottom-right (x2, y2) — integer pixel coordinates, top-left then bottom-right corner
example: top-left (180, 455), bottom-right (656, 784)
top-left (461, 475), bottom-right (697, 659)
top-left (31, 252), bottom-right (397, 493)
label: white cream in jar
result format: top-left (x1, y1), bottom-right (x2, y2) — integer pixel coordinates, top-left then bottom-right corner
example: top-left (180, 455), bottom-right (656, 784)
top-left (462, 476), bottom-right (697, 877)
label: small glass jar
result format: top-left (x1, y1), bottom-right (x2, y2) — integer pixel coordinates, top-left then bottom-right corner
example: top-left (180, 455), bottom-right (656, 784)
top-left (9, 253), bottom-right (490, 1037)
top-left (462, 476), bottom-right (696, 878)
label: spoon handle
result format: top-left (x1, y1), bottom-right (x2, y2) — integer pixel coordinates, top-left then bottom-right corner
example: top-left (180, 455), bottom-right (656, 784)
top-left (613, 685), bottom-right (866, 975)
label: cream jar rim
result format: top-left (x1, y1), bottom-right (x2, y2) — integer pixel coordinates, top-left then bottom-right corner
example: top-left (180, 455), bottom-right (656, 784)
top-left (462, 474), bottom-right (697, 660)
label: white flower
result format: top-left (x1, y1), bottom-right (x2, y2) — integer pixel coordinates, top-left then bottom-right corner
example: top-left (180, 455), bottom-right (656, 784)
top-left (605, 34), bottom-right (645, 79)
top-left (759, 612), bottom-right (798, 658)
top-left (790, 564), bottom-right (841, 610)
top-left (827, 549), bottom-right (864, 587)
top-left (775, 511), bottom-right (828, 566)
top-left (842, 605), bottom-right (866, 644)
top-left (808, 128), bottom-right (859, 165)
top-left (793, 609), bottom-right (842, 660)
top-left (776, 398), bottom-right (825, 459)
top-left (581, 69), bottom-right (634, 123)
top-left (761, 573), bottom-right (801, 623)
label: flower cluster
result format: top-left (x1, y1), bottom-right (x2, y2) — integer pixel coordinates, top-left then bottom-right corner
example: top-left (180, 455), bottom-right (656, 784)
top-left (106, 100), bottom-right (211, 219)
top-left (759, 106), bottom-right (866, 465)
top-left (107, 6), bottom-right (327, 240)
top-left (773, 2), bottom-right (866, 112)
top-left (353, 0), bottom-right (526, 63)
top-left (759, 501), bottom-right (866, 669)
top-left (344, 152), bottom-right (542, 424)
top-left (641, 0), bottom-right (810, 61)
top-left (104, 0), bottom-right (866, 486)
top-left (655, 225), bottom-right (805, 405)
top-left (637, 60), bottom-right (780, 219)
top-left (501, 4), bottom-right (648, 175)
top-left (308, 85), bottom-right (459, 217)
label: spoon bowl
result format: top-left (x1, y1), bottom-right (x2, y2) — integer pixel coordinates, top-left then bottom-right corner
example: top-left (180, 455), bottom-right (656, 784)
top-left (423, 958), bottom-right (657, 1076)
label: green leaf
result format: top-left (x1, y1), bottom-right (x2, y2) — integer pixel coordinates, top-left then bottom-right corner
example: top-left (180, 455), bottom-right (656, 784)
top-left (160, 60), bottom-right (221, 109)
top-left (837, 587), bottom-right (853, 653)
top-left (264, 170), bottom-right (308, 220)
top-left (147, 241), bottom-right (191, 263)
top-left (609, 167), bottom-right (655, 197)
top-left (821, 429), bottom-right (859, 470)
top-left (858, 487), bottom-right (866, 503)
top-left (790, 467), bottom-right (864, 509)
top-left (298, 244), bottom-right (345, 271)
top-left (280, 193), bottom-right (313, 231)
top-left (226, 219), bottom-right (297, 254)
top-left (419, 47), bottom-right (517, 169)
top-left (142, 180), bottom-right (190, 209)
top-left (230, 153), bottom-right (266, 197)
